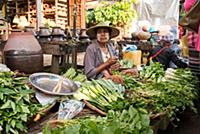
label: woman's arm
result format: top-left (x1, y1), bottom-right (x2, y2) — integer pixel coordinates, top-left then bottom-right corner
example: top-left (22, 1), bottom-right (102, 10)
top-left (84, 48), bottom-right (98, 79)
top-left (84, 47), bottom-right (117, 79)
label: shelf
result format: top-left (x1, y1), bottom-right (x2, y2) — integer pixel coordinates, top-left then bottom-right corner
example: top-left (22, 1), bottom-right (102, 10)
top-left (57, 3), bottom-right (68, 8)
top-left (43, 0), bottom-right (55, 4)
top-left (57, 14), bottom-right (67, 18)
top-left (58, 0), bottom-right (68, 5)
top-left (16, 12), bottom-right (28, 15)
top-left (57, 18), bottom-right (68, 21)
top-left (7, 0), bottom-right (69, 29)
top-left (57, 7), bottom-right (67, 11)
top-left (44, 13), bottom-right (56, 17)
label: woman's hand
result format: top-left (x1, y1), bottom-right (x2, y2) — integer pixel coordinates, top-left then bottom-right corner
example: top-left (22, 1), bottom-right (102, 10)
top-left (110, 63), bottom-right (121, 71)
top-left (111, 75), bottom-right (124, 85)
top-left (105, 57), bottom-right (118, 67)
top-left (103, 69), bottom-right (112, 79)
top-left (121, 68), bottom-right (139, 76)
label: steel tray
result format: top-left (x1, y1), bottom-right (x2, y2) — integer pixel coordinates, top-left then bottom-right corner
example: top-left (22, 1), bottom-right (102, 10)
top-left (29, 73), bottom-right (79, 96)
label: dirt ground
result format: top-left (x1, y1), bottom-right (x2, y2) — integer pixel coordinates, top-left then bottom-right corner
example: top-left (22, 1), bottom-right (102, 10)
top-left (158, 97), bottom-right (200, 134)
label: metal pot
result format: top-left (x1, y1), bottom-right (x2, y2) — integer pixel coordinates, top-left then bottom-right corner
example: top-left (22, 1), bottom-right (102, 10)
top-left (3, 32), bottom-right (43, 73)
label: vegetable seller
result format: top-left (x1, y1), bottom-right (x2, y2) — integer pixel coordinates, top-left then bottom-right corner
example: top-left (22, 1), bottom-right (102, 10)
top-left (147, 34), bottom-right (188, 70)
top-left (84, 22), bottom-right (124, 84)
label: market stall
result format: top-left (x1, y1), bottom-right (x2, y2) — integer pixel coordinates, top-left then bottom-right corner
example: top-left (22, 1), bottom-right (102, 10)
top-left (0, 0), bottom-right (199, 134)
top-left (24, 64), bottom-right (198, 134)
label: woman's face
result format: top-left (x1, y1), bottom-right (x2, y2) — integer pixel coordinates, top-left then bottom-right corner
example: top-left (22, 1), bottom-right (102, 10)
top-left (96, 28), bottom-right (110, 43)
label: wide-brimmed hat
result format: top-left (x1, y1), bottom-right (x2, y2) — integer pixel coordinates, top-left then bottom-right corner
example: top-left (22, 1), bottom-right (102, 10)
top-left (86, 22), bottom-right (120, 39)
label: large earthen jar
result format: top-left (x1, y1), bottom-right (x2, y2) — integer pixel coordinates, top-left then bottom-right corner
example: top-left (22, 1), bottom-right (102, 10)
top-left (3, 32), bottom-right (43, 73)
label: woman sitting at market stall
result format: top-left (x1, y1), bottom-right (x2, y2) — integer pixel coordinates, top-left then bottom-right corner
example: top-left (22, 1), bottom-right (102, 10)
top-left (84, 22), bottom-right (124, 84)
top-left (147, 34), bottom-right (188, 70)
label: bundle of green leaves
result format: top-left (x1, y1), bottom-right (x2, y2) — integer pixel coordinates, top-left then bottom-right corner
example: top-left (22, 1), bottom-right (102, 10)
top-left (0, 72), bottom-right (43, 134)
top-left (139, 62), bottom-right (165, 82)
top-left (130, 68), bottom-right (199, 118)
top-left (43, 106), bottom-right (153, 134)
top-left (86, 0), bottom-right (137, 27)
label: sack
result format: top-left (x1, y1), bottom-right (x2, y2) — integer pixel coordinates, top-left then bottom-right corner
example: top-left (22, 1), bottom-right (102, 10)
top-left (179, 1), bottom-right (200, 33)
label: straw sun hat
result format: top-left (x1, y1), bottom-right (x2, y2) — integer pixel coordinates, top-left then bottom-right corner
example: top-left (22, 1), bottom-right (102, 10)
top-left (86, 22), bottom-right (120, 39)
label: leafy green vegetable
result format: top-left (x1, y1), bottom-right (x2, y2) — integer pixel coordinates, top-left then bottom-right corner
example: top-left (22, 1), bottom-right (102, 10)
top-left (43, 106), bottom-right (153, 134)
top-left (86, 0), bottom-right (137, 27)
top-left (63, 68), bottom-right (87, 83)
top-left (140, 62), bottom-right (165, 82)
top-left (0, 71), bottom-right (43, 134)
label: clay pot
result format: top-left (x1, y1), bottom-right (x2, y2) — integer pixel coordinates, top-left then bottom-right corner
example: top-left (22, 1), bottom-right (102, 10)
top-left (51, 35), bottom-right (64, 42)
top-left (79, 29), bottom-right (90, 43)
top-left (51, 26), bottom-right (65, 36)
top-left (38, 36), bottom-right (51, 43)
top-left (3, 32), bottom-right (43, 74)
top-left (24, 26), bottom-right (37, 36)
top-left (79, 29), bottom-right (88, 39)
top-left (38, 27), bottom-right (51, 36)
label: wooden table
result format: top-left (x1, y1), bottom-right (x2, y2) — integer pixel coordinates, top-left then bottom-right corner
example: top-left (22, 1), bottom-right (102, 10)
top-left (40, 41), bottom-right (89, 74)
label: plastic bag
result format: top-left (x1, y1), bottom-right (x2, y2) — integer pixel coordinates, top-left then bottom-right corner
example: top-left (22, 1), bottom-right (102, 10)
top-left (58, 99), bottom-right (85, 120)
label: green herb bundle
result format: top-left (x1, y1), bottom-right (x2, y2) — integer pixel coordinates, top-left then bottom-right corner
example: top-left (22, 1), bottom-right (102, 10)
top-left (130, 68), bottom-right (199, 118)
top-left (86, 0), bottom-right (137, 27)
top-left (63, 68), bottom-right (87, 83)
top-left (43, 106), bottom-right (153, 134)
top-left (140, 62), bottom-right (165, 82)
top-left (0, 72), bottom-right (43, 134)
top-left (75, 79), bottom-right (125, 111)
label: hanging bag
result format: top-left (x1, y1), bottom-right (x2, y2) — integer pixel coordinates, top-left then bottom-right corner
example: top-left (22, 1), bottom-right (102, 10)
top-left (179, 0), bottom-right (200, 33)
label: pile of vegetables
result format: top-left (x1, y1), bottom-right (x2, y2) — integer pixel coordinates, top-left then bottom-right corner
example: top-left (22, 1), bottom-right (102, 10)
top-left (140, 62), bottom-right (165, 82)
top-left (43, 106), bottom-right (153, 134)
top-left (86, 0), bottom-right (137, 27)
top-left (127, 67), bottom-right (198, 117)
top-left (42, 63), bottom-right (198, 133)
top-left (0, 72), bottom-right (43, 134)
top-left (74, 79), bottom-right (125, 111)
top-left (63, 68), bottom-right (87, 83)
top-left (118, 59), bottom-right (134, 69)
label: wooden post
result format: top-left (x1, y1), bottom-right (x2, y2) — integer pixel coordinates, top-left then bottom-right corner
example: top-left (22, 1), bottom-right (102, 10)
top-left (80, 0), bottom-right (86, 29)
top-left (51, 55), bottom-right (60, 74)
top-left (36, 0), bottom-right (42, 31)
top-left (27, 0), bottom-right (30, 22)
top-left (72, 0), bottom-right (77, 69)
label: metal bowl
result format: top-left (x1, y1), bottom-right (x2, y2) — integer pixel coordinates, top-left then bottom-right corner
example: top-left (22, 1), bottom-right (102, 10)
top-left (29, 73), bottom-right (79, 96)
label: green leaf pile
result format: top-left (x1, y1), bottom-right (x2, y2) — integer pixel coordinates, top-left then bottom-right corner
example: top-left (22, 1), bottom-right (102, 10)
top-left (86, 0), bottom-right (137, 27)
top-left (0, 72), bottom-right (43, 134)
top-left (43, 106), bottom-right (153, 134)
